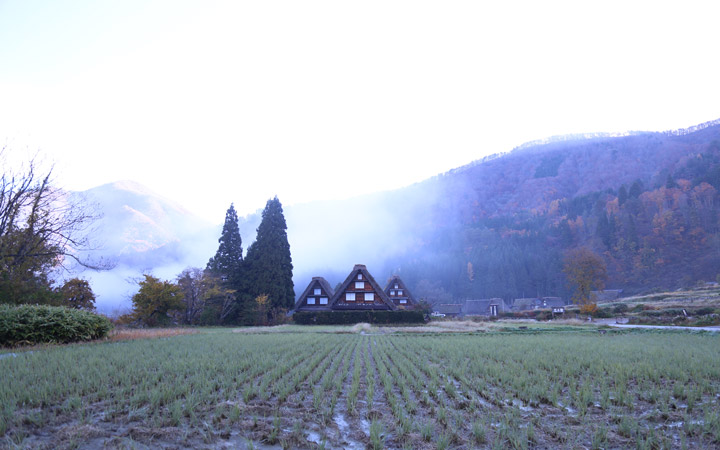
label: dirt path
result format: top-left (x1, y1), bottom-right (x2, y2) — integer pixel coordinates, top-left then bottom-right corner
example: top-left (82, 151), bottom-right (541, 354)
top-left (592, 318), bottom-right (720, 332)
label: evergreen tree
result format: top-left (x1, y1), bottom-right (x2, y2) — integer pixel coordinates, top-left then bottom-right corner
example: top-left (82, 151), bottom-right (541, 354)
top-left (243, 197), bottom-right (294, 315)
top-left (629, 180), bottom-right (643, 198)
top-left (207, 204), bottom-right (244, 286)
top-left (618, 185), bottom-right (628, 207)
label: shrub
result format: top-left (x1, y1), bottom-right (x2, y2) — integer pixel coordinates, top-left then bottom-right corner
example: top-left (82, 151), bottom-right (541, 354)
top-left (592, 308), bottom-right (613, 319)
top-left (613, 303), bottom-right (629, 314)
top-left (0, 304), bottom-right (113, 347)
top-left (695, 307), bottom-right (717, 316)
top-left (293, 310), bottom-right (425, 325)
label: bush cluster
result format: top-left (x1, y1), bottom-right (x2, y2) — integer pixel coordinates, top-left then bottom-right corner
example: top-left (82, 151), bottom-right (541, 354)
top-left (293, 310), bottom-right (425, 325)
top-left (0, 304), bottom-right (112, 347)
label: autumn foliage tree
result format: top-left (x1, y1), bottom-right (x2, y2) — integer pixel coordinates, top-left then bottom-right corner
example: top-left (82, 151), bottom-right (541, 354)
top-left (563, 247), bottom-right (607, 314)
top-left (176, 268), bottom-right (236, 325)
top-left (129, 275), bottom-right (184, 327)
top-left (58, 278), bottom-right (96, 310)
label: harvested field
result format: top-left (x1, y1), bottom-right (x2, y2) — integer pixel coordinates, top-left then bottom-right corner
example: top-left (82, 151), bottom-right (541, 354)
top-left (1, 327), bottom-right (719, 449)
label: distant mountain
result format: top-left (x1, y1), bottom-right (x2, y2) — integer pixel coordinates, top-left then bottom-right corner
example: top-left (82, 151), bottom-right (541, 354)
top-left (71, 181), bottom-right (218, 312)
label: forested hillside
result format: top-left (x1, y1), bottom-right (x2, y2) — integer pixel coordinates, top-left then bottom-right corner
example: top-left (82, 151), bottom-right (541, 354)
top-left (384, 120), bottom-right (720, 302)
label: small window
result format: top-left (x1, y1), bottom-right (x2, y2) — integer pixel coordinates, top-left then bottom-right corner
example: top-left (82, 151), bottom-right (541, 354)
top-left (319, 297), bottom-right (328, 305)
top-left (307, 297), bottom-right (316, 305)
top-left (355, 281), bottom-right (364, 289)
top-left (394, 284), bottom-right (399, 289)
top-left (358, 274), bottom-right (363, 280)
top-left (314, 288), bottom-right (321, 296)
top-left (400, 299), bottom-right (407, 304)
top-left (398, 290), bottom-right (403, 296)
top-left (365, 292), bottom-right (374, 302)
top-left (390, 290), bottom-right (396, 296)
top-left (346, 292), bottom-right (356, 301)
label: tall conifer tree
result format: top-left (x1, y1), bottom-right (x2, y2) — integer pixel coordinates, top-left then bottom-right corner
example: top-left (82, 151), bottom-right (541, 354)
top-left (207, 204), bottom-right (244, 288)
top-left (243, 197), bottom-right (294, 311)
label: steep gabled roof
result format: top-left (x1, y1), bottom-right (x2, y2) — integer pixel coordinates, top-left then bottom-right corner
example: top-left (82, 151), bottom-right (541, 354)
top-left (329, 264), bottom-right (397, 310)
top-left (384, 275), bottom-right (417, 305)
top-left (294, 277), bottom-right (334, 311)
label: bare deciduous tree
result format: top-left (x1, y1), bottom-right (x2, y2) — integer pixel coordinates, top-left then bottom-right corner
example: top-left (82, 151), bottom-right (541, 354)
top-left (0, 149), bottom-right (105, 304)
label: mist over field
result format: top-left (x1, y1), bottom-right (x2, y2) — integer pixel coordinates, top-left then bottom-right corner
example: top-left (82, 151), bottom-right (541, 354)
top-left (71, 119), bottom-right (720, 313)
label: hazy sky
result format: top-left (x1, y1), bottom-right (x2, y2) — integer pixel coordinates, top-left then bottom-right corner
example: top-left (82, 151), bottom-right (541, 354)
top-left (1, 0), bottom-right (718, 223)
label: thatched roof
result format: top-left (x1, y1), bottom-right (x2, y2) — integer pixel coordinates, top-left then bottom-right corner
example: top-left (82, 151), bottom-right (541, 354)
top-left (329, 264), bottom-right (397, 311)
top-left (294, 277), bottom-right (334, 311)
top-left (384, 275), bottom-right (417, 306)
top-left (463, 298), bottom-right (509, 316)
top-left (513, 298), bottom-right (541, 310)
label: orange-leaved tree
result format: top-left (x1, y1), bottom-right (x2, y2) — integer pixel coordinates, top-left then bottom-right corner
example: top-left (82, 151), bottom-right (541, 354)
top-left (563, 247), bottom-right (607, 314)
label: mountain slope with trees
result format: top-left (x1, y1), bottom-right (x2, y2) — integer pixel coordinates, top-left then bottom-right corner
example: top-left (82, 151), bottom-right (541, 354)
top-left (389, 119), bottom-right (720, 302)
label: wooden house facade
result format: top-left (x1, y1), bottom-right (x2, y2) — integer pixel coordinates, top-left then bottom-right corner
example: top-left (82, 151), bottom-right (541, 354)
top-left (384, 275), bottom-right (417, 309)
top-left (294, 277), bottom-right (335, 312)
top-left (329, 264), bottom-right (397, 311)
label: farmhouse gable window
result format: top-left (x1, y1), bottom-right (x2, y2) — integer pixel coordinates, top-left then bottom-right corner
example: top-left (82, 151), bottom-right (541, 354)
top-left (365, 292), bottom-right (374, 302)
top-left (319, 297), bottom-right (328, 305)
top-left (314, 288), bottom-right (321, 295)
top-left (358, 274), bottom-right (362, 280)
top-left (307, 297), bottom-right (316, 305)
top-left (355, 281), bottom-right (364, 289)
top-left (346, 292), bottom-right (356, 301)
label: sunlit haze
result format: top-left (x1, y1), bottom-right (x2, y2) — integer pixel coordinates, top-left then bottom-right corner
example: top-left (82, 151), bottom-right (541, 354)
top-left (1, 0), bottom-right (718, 222)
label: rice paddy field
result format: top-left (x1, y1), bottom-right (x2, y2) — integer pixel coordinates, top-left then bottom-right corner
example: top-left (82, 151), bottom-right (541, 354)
top-left (1, 325), bottom-right (720, 449)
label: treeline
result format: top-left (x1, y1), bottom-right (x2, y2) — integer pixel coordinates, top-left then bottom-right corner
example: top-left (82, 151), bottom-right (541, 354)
top-left (395, 137), bottom-right (720, 302)
top-left (122, 197), bottom-right (294, 327)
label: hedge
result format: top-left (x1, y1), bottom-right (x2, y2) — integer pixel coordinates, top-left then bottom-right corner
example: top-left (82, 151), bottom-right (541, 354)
top-left (293, 310), bottom-right (426, 325)
top-left (0, 304), bottom-right (113, 347)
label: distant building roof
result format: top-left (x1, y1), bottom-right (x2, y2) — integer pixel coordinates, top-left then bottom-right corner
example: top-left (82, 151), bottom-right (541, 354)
top-left (513, 298), bottom-right (541, 310)
top-left (434, 304), bottom-right (463, 315)
top-left (540, 297), bottom-right (565, 308)
top-left (463, 298), bottom-right (509, 316)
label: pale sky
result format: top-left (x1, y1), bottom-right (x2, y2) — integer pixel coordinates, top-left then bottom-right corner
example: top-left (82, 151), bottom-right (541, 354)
top-left (1, 0), bottom-right (718, 223)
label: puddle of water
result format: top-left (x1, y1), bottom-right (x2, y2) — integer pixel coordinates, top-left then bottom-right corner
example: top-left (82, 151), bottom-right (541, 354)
top-left (307, 431), bottom-right (323, 445)
top-left (334, 413), bottom-right (365, 450)
top-left (557, 401), bottom-right (577, 414)
top-left (360, 418), bottom-right (370, 436)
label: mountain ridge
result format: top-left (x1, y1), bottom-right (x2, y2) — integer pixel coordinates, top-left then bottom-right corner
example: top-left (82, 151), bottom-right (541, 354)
top-left (72, 117), bottom-right (720, 310)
